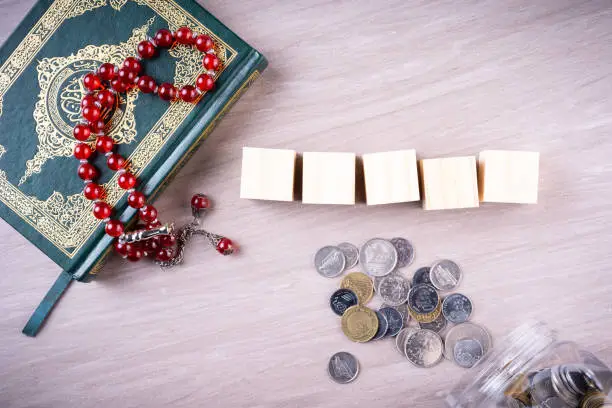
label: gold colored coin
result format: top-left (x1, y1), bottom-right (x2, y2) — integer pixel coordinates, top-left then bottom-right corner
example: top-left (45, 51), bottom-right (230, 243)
top-left (341, 305), bottom-right (379, 343)
top-left (340, 272), bottom-right (374, 304)
top-left (408, 301), bottom-right (442, 323)
top-left (581, 390), bottom-right (611, 408)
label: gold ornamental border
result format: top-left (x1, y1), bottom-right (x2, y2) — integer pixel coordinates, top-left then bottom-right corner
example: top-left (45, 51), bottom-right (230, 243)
top-left (0, 0), bottom-right (238, 257)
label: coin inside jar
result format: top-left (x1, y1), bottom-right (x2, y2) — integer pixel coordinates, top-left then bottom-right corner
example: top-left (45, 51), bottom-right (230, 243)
top-left (315, 246), bottom-right (346, 278)
top-left (328, 352), bottom-right (359, 384)
top-left (404, 329), bottom-right (444, 368)
top-left (408, 283), bottom-right (439, 314)
top-left (378, 274), bottom-right (411, 306)
top-left (330, 288), bottom-right (359, 316)
top-left (341, 305), bottom-right (379, 343)
top-left (430, 259), bottom-right (462, 291)
top-left (337, 242), bottom-right (359, 270)
top-left (442, 293), bottom-right (473, 324)
top-left (340, 272), bottom-right (374, 304)
top-left (359, 238), bottom-right (398, 277)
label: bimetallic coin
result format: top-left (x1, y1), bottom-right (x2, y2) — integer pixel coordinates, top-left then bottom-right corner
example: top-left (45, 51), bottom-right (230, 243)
top-left (340, 272), bottom-right (374, 304)
top-left (409, 301), bottom-right (442, 324)
top-left (315, 246), bottom-right (346, 278)
top-left (379, 306), bottom-right (404, 337)
top-left (372, 311), bottom-right (389, 340)
top-left (444, 322), bottom-right (492, 362)
top-left (404, 329), bottom-right (444, 368)
top-left (330, 289), bottom-right (359, 316)
top-left (390, 237), bottom-right (415, 268)
top-left (430, 259), bottom-right (462, 291)
top-left (453, 338), bottom-right (484, 368)
top-left (378, 274), bottom-right (411, 306)
top-left (359, 238), bottom-right (398, 277)
top-left (337, 242), bottom-right (359, 270)
top-left (341, 305), bottom-right (379, 343)
top-left (395, 327), bottom-right (417, 355)
top-left (418, 313), bottom-right (447, 333)
top-left (442, 293), bottom-right (473, 324)
top-left (413, 267), bottom-right (432, 286)
top-left (408, 284), bottom-right (439, 314)
top-left (328, 352), bottom-right (359, 384)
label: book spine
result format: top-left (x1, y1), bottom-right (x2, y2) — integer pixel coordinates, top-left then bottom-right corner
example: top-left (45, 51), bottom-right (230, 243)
top-left (73, 49), bottom-right (268, 281)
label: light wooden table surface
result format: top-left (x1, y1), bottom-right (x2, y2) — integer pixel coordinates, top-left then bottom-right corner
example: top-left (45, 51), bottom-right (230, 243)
top-left (1, 1), bottom-right (612, 407)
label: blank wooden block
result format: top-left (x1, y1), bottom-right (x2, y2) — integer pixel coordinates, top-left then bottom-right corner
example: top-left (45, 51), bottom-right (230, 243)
top-left (362, 150), bottom-right (420, 205)
top-left (240, 147), bottom-right (296, 201)
top-left (302, 152), bottom-right (355, 205)
top-left (419, 156), bottom-right (479, 210)
top-left (478, 150), bottom-right (539, 204)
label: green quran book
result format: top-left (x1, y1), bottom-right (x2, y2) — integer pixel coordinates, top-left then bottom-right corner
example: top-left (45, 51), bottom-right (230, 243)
top-left (0, 0), bottom-right (267, 336)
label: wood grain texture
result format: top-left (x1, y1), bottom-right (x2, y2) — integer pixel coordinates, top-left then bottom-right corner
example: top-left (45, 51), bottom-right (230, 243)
top-left (1, 1), bottom-right (612, 407)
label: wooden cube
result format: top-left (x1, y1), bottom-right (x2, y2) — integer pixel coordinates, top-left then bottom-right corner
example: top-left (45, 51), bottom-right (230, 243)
top-left (302, 152), bottom-right (355, 205)
top-left (478, 150), bottom-right (539, 204)
top-left (419, 156), bottom-right (479, 210)
top-left (240, 147), bottom-right (296, 201)
top-left (362, 150), bottom-right (420, 205)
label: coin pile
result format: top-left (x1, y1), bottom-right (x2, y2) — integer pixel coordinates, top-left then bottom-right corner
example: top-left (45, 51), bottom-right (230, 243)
top-left (316, 238), bottom-right (492, 382)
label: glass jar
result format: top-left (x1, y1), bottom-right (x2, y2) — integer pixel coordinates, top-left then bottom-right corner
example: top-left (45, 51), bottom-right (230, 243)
top-left (446, 321), bottom-right (612, 408)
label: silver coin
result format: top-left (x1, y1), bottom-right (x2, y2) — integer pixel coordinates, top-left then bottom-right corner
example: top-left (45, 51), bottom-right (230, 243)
top-left (442, 293), bottom-right (472, 324)
top-left (404, 329), bottom-right (444, 368)
top-left (337, 242), bottom-right (359, 270)
top-left (430, 259), bottom-right (462, 291)
top-left (531, 368), bottom-right (556, 405)
top-left (453, 338), bottom-right (484, 368)
top-left (418, 313), bottom-right (447, 333)
top-left (444, 322), bottom-right (492, 362)
top-left (379, 307), bottom-right (404, 336)
top-left (315, 246), bottom-right (346, 278)
top-left (390, 237), bottom-right (415, 268)
top-left (412, 267), bottom-right (432, 286)
top-left (378, 275), bottom-right (411, 306)
top-left (382, 302), bottom-right (409, 323)
top-left (328, 352), bottom-right (359, 384)
top-left (359, 238), bottom-right (398, 277)
top-left (395, 327), bottom-right (417, 355)
top-left (408, 284), bottom-right (439, 314)
top-left (372, 311), bottom-right (389, 340)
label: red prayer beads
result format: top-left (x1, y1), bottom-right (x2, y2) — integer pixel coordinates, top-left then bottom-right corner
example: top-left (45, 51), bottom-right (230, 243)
top-left (71, 26), bottom-right (225, 264)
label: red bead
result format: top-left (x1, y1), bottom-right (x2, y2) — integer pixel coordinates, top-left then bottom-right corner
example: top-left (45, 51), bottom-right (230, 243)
top-left (190, 193), bottom-right (210, 210)
top-left (78, 162), bottom-right (98, 181)
top-left (137, 40), bottom-right (156, 59)
top-left (92, 201), bottom-right (111, 220)
top-left (179, 85), bottom-right (198, 102)
top-left (96, 89), bottom-right (115, 108)
top-left (83, 73), bottom-right (102, 91)
top-left (122, 57), bottom-right (142, 74)
top-left (82, 105), bottom-right (101, 122)
top-left (105, 220), bottom-right (124, 237)
top-left (155, 248), bottom-right (175, 262)
top-left (196, 74), bottom-right (215, 92)
top-left (202, 54), bottom-right (220, 71)
top-left (111, 78), bottom-right (128, 93)
top-left (157, 82), bottom-right (177, 101)
top-left (106, 153), bottom-right (125, 171)
top-left (127, 191), bottom-right (146, 208)
top-left (139, 205), bottom-right (158, 223)
top-left (159, 234), bottom-right (176, 248)
top-left (216, 237), bottom-right (233, 254)
top-left (90, 119), bottom-right (106, 133)
top-left (117, 68), bottom-right (137, 84)
top-left (95, 135), bottom-right (114, 154)
top-left (84, 183), bottom-right (103, 200)
top-left (118, 172), bottom-right (137, 190)
top-left (154, 28), bottom-right (174, 48)
top-left (114, 240), bottom-right (128, 256)
top-left (144, 237), bottom-right (161, 253)
top-left (195, 34), bottom-right (214, 52)
top-left (73, 143), bottom-right (93, 160)
top-left (146, 220), bottom-right (162, 229)
top-left (175, 26), bottom-right (194, 44)
top-left (81, 94), bottom-right (97, 109)
top-left (126, 243), bottom-right (144, 261)
top-left (98, 63), bottom-right (117, 81)
top-left (137, 75), bottom-right (157, 93)
top-left (73, 124), bottom-right (92, 141)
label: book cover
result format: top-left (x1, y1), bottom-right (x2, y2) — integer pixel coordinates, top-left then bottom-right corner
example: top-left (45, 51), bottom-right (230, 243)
top-left (0, 0), bottom-right (267, 334)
